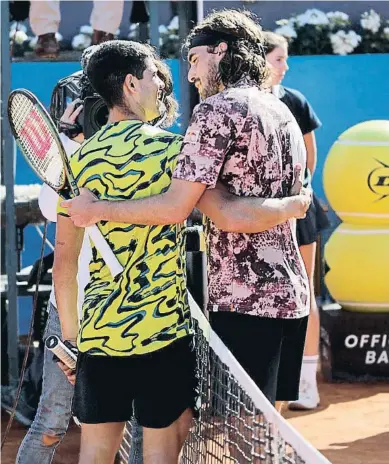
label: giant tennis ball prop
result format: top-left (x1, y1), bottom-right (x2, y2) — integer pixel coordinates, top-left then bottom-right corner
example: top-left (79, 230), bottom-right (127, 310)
top-left (323, 120), bottom-right (389, 226)
top-left (324, 223), bottom-right (389, 312)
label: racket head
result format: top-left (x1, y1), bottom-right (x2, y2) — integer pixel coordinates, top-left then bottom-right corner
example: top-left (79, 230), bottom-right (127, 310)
top-left (8, 89), bottom-right (68, 191)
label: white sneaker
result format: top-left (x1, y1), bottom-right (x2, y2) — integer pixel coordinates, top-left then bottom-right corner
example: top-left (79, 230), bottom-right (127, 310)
top-left (288, 379), bottom-right (320, 411)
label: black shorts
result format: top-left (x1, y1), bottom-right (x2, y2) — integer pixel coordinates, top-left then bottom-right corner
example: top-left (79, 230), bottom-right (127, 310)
top-left (73, 336), bottom-right (198, 427)
top-left (209, 312), bottom-right (308, 405)
top-left (296, 192), bottom-right (329, 246)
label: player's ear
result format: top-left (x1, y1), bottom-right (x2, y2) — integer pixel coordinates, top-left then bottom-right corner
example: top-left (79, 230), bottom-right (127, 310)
top-left (217, 42), bottom-right (228, 55)
top-left (125, 74), bottom-right (136, 94)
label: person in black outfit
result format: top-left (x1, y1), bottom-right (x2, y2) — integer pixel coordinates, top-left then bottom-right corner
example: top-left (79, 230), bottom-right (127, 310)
top-left (264, 31), bottom-right (329, 411)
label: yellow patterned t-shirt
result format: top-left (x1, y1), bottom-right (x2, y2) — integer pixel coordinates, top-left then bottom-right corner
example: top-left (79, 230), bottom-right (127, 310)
top-left (57, 120), bottom-right (192, 357)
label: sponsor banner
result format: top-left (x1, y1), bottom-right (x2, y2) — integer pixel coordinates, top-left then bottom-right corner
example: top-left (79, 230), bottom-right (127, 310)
top-left (320, 303), bottom-right (389, 381)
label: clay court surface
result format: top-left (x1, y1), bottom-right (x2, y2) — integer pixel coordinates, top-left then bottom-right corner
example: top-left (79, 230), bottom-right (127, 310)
top-left (2, 378), bottom-right (389, 464)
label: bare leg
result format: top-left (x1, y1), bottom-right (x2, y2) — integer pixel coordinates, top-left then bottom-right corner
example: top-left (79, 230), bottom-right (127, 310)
top-left (177, 408), bottom-right (193, 450)
top-left (275, 401), bottom-right (283, 414)
top-left (289, 242), bottom-right (320, 410)
top-left (300, 243), bottom-right (320, 357)
top-left (79, 422), bottom-right (125, 464)
top-left (143, 408), bottom-right (193, 464)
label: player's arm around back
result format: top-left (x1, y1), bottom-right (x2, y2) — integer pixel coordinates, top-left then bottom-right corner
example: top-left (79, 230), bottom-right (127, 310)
top-left (93, 177), bottom-right (207, 225)
top-left (197, 179), bottom-right (311, 234)
top-left (197, 188), bottom-right (311, 233)
top-left (72, 175), bottom-right (311, 233)
top-left (60, 102), bottom-right (310, 230)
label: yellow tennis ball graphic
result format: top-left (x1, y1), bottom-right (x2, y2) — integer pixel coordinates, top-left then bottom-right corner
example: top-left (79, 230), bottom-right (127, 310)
top-left (325, 224), bottom-right (389, 312)
top-left (323, 120), bottom-right (389, 225)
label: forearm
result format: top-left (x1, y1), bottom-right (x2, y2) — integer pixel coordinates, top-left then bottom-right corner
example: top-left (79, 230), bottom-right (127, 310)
top-left (52, 262), bottom-right (79, 341)
top-left (88, 180), bottom-right (206, 226)
top-left (304, 131), bottom-right (317, 176)
top-left (94, 193), bottom-right (187, 225)
top-left (197, 189), bottom-right (299, 233)
top-left (307, 156), bottom-right (317, 176)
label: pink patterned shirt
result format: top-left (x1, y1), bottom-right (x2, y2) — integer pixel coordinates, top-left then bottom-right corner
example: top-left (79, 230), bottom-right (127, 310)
top-left (174, 80), bottom-right (309, 319)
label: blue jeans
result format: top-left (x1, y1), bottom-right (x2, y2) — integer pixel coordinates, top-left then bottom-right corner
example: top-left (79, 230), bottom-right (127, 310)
top-left (16, 304), bottom-right (143, 464)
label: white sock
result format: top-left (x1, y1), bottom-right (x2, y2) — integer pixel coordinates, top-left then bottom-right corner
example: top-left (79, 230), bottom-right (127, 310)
top-left (300, 355), bottom-right (319, 389)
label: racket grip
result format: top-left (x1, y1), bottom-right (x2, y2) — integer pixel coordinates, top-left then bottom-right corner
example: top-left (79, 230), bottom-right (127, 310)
top-left (86, 225), bottom-right (123, 277)
top-left (45, 336), bottom-right (82, 427)
top-left (45, 335), bottom-right (77, 370)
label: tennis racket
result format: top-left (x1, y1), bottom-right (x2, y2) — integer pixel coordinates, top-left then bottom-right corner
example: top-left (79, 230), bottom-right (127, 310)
top-left (45, 335), bottom-right (77, 370)
top-left (8, 89), bottom-right (123, 277)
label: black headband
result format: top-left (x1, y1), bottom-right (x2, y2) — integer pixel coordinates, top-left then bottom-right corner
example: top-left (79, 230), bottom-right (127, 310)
top-left (188, 31), bottom-right (239, 49)
top-left (188, 30), bottom-right (267, 62)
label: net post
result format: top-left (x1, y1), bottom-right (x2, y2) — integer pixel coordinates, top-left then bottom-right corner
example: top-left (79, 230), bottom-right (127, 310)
top-left (177, 1), bottom-right (199, 135)
top-left (196, 0), bottom-right (204, 22)
top-left (1, 0), bottom-right (20, 386)
top-left (148, 1), bottom-right (160, 55)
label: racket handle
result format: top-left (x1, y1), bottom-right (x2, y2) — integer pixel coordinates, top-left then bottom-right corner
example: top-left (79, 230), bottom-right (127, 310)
top-left (45, 335), bottom-right (77, 370)
top-left (86, 225), bottom-right (124, 277)
top-left (45, 336), bottom-right (82, 427)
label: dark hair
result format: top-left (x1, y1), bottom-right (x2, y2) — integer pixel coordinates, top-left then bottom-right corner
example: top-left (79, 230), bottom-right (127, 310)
top-left (185, 9), bottom-right (268, 87)
top-left (263, 31), bottom-right (288, 55)
top-left (80, 45), bottom-right (99, 72)
top-left (86, 40), bottom-right (153, 109)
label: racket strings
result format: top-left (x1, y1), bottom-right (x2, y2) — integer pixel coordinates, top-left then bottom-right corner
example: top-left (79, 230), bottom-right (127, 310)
top-left (9, 93), bottom-right (66, 189)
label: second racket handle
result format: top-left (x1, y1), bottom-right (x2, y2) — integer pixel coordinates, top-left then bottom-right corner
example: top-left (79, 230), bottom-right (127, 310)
top-left (45, 335), bottom-right (77, 370)
top-left (86, 225), bottom-right (123, 277)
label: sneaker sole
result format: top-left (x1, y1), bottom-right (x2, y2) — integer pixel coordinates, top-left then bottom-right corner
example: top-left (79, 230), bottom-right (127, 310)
top-left (288, 401), bottom-right (320, 411)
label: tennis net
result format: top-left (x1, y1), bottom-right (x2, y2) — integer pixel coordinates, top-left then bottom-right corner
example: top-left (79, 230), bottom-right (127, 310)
top-left (119, 293), bottom-right (330, 464)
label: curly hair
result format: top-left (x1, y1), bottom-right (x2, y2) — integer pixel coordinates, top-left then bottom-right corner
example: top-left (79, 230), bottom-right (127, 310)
top-left (185, 9), bottom-right (269, 87)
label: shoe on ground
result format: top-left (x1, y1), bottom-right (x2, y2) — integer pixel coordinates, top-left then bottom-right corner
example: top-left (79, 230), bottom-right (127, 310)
top-left (35, 33), bottom-right (59, 59)
top-left (288, 379), bottom-right (320, 411)
top-left (92, 30), bottom-right (114, 45)
top-left (1, 385), bottom-right (35, 427)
